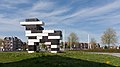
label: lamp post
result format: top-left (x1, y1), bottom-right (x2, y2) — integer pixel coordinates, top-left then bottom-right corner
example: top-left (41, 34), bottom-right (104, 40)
top-left (88, 34), bottom-right (90, 49)
top-left (62, 29), bottom-right (65, 50)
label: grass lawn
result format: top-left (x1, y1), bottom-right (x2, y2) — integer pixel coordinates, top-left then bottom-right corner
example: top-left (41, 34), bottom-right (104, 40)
top-left (0, 51), bottom-right (119, 67)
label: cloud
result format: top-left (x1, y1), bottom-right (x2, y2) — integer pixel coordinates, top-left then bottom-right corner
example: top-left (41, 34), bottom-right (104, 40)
top-left (0, 15), bottom-right (23, 32)
top-left (0, 0), bottom-right (72, 32)
top-left (15, 0), bottom-right (72, 25)
top-left (0, 0), bottom-right (120, 43)
top-left (89, 0), bottom-right (120, 15)
top-left (56, 0), bottom-right (120, 26)
top-left (0, 0), bottom-right (30, 9)
top-left (0, 0), bottom-right (30, 4)
top-left (32, 1), bottom-right (55, 11)
top-left (19, 0), bottom-right (120, 42)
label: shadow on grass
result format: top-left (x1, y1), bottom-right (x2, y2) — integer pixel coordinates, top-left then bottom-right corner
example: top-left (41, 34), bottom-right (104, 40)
top-left (0, 55), bottom-right (114, 67)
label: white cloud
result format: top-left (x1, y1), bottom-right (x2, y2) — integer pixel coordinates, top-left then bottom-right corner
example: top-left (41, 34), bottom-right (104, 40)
top-left (1, 0), bottom-right (120, 43)
top-left (1, 0), bottom-right (30, 4)
top-left (0, 0), bottom-right (72, 32)
top-left (0, 4), bottom-right (15, 9)
top-left (0, 0), bottom-right (30, 9)
top-left (55, 0), bottom-right (120, 27)
top-left (88, 0), bottom-right (120, 15)
top-left (0, 16), bottom-right (23, 32)
top-left (16, 1), bottom-right (72, 25)
top-left (32, 1), bottom-right (55, 11)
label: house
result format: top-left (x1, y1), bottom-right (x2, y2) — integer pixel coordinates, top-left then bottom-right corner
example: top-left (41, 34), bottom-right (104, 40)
top-left (3, 36), bottom-right (23, 51)
top-left (64, 42), bottom-right (100, 50)
top-left (0, 39), bottom-right (4, 51)
top-left (64, 42), bottom-right (89, 50)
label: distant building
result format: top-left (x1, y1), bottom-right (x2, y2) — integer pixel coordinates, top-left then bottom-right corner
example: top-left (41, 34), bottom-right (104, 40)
top-left (65, 42), bottom-right (89, 50)
top-left (65, 42), bottom-right (100, 50)
top-left (102, 45), bottom-right (120, 49)
top-left (21, 42), bottom-right (28, 51)
top-left (79, 43), bottom-right (89, 49)
top-left (0, 40), bottom-right (4, 51)
top-left (3, 37), bottom-right (23, 51)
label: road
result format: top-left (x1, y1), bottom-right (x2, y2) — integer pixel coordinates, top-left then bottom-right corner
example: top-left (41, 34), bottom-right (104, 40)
top-left (88, 52), bottom-right (120, 57)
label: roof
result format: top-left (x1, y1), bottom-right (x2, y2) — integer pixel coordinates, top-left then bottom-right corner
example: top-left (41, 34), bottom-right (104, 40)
top-left (25, 18), bottom-right (39, 22)
top-left (20, 18), bottom-right (45, 26)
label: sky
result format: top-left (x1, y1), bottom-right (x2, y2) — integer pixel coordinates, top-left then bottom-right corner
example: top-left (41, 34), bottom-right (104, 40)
top-left (0, 0), bottom-right (120, 45)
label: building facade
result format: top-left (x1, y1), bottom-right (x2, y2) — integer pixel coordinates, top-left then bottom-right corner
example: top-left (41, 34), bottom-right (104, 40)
top-left (3, 37), bottom-right (23, 51)
top-left (20, 18), bottom-right (62, 53)
top-left (0, 39), bottom-right (4, 51)
top-left (64, 42), bottom-right (100, 50)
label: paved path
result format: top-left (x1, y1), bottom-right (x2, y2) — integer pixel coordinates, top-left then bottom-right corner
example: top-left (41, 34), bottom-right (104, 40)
top-left (88, 52), bottom-right (120, 57)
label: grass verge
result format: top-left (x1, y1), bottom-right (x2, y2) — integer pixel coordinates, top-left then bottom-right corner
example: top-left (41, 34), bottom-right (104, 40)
top-left (0, 51), bottom-right (119, 67)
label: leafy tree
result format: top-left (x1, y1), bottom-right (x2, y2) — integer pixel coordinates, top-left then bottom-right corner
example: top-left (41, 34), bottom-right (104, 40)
top-left (68, 32), bottom-right (79, 49)
top-left (22, 42), bottom-right (28, 51)
top-left (39, 43), bottom-right (47, 51)
top-left (90, 38), bottom-right (97, 49)
top-left (66, 43), bottom-right (70, 48)
top-left (101, 28), bottom-right (117, 47)
top-left (60, 42), bottom-right (64, 48)
top-left (41, 43), bottom-right (46, 49)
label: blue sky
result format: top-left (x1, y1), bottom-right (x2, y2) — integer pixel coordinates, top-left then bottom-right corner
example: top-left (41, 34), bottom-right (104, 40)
top-left (0, 0), bottom-right (120, 45)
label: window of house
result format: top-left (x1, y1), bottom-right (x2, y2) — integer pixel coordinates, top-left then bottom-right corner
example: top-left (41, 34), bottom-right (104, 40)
top-left (28, 36), bottom-right (37, 39)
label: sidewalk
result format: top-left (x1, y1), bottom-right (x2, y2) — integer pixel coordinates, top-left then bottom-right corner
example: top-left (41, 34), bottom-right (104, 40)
top-left (88, 52), bottom-right (120, 57)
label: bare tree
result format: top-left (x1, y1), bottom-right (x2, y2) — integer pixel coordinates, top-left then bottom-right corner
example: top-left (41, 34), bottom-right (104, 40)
top-left (101, 28), bottom-right (117, 47)
top-left (68, 32), bottom-right (79, 49)
top-left (90, 38), bottom-right (97, 49)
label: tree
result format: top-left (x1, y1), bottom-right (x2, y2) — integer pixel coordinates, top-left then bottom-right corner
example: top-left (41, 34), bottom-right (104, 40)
top-left (90, 38), bottom-right (97, 49)
top-left (22, 42), bottom-right (28, 51)
top-left (60, 42), bottom-right (64, 48)
top-left (39, 43), bottom-right (47, 51)
top-left (68, 32), bottom-right (79, 49)
top-left (101, 28), bottom-right (117, 47)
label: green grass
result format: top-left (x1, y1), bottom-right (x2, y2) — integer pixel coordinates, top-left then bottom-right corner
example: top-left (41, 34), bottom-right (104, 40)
top-left (0, 51), bottom-right (119, 67)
